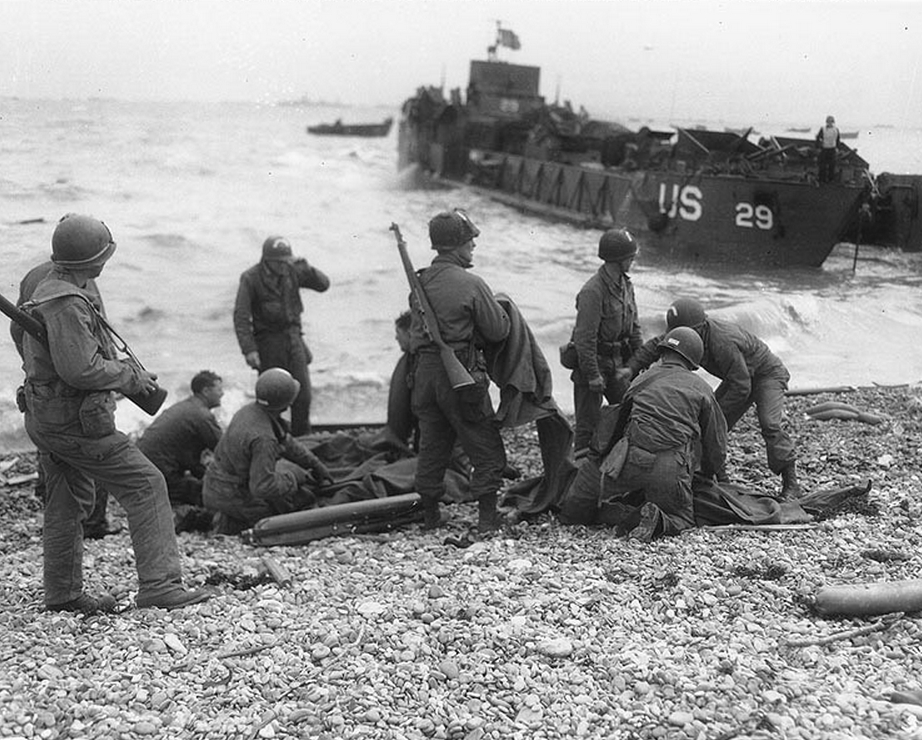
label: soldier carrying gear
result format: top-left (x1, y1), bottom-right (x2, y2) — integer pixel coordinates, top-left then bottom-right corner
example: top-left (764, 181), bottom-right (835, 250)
top-left (627, 297), bottom-right (802, 500)
top-left (566, 227), bottom-right (644, 457)
top-left (408, 208), bottom-right (510, 533)
top-left (21, 213), bottom-right (210, 614)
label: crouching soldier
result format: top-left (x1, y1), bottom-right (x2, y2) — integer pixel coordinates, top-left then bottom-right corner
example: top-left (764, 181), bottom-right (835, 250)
top-left (627, 298), bottom-right (800, 499)
top-left (559, 327), bottom-right (727, 541)
top-left (202, 368), bottom-right (333, 533)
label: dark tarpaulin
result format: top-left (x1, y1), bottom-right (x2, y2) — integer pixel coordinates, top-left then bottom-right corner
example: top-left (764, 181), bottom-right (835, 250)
top-left (299, 429), bottom-right (471, 507)
top-left (487, 295), bottom-right (574, 514)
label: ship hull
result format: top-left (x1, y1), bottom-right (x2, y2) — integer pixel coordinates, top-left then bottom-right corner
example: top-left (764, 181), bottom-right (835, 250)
top-left (407, 142), bottom-right (862, 267)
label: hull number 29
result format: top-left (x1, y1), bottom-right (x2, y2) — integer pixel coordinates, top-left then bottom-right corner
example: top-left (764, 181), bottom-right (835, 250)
top-left (735, 203), bottom-right (774, 230)
top-left (657, 183), bottom-right (775, 230)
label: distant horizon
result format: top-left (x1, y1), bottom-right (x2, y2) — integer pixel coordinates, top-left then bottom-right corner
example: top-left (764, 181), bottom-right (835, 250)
top-left (0, 94), bottom-right (910, 135)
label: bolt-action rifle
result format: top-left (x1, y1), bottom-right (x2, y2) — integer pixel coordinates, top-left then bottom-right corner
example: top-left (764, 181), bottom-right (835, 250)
top-left (0, 291), bottom-right (167, 416)
top-left (390, 223), bottom-right (474, 389)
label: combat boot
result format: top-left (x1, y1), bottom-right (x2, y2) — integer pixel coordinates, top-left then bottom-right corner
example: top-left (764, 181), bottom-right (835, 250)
top-left (420, 499), bottom-right (446, 531)
top-left (477, 493), bottom-right (501, 533)
top-left (780, 462), bottom-right (802, 500)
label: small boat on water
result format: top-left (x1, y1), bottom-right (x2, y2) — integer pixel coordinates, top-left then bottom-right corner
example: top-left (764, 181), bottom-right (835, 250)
top-left (397, 34), bottom-right (921, 266)
top-left (307, 117), bottom-right (393, 137)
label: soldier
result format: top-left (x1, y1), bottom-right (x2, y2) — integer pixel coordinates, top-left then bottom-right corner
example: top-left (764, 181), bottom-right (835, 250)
top-left (12, 256), bottom-right (120, 539)
top-left (559, 327), bottom-right (727, 541)
top-left (408, 210), bottom-right (510, 532)
top-left (20, 214), bottom-right (210, 614)
top-left (386, 310), bottom-right (418, 450)
top-left (565, 228), bottom-right (643, 457)
top-left (815, 115), bottom-right (841, 184)
top-left (233, 235), bottom-right (330, 436)
top-left (202, 368), bottom-right (334, 533)
top-left (627, 297), bottom-right (800, 498)
top-left (137, 370), bottom-right (224, 532)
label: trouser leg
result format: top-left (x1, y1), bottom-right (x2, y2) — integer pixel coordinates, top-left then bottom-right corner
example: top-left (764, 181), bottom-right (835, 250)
top-left (287, 352), bottom-right (312, 437)
top-left (643, 448), bottom-right (696, 536)
top-left (572, 376), bottom-right (601, 453)
top-left (753, 373), bottom-right (795, 474)
top-left (41, 452), bottom-right (95, 606)
top-left (71, 435), bottom-right (184, 602)
top-left (85, 484), bottom-right (109, 531)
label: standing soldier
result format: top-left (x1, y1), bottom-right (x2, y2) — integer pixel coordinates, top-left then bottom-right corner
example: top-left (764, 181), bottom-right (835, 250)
top-left (566, 228), bottom-right (643, 458)
top-left (20, 214), bottom-right (209, 614)
top-left (233, 235), bottom-right (330, 436)
top-left (815, 115), bottom-right (841, 184)
top-left (627, 297), bottom-right (801, 498)
top-left (12, 255), bottom-right (120, 539)
top-left (409, 210), bottom-right (510, 532)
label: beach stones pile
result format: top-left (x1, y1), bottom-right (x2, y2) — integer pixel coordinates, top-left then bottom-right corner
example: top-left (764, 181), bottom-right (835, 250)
top-left (1, 386), bottom-right (922, 739)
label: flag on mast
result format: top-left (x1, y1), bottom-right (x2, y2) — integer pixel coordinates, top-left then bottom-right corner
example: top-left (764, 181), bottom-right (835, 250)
top-left (498, 27), bottom-right (521, 50)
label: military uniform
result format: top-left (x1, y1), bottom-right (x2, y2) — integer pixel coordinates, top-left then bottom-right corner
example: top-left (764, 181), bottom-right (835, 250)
top-left (629, 317), bottom-right (795, 476)
top-left (13, 260), bottom-right (117, 537)
top-left (137, 395), bottom-right (222, 506)
top-left (560, 334), bottom-right (727, 539)
top-left (233, 242), bottom-right (329, 436)
top-left (22, 269), bottom-right (186, 608)
top-left (202, 402), bottom-right (327, 530)
top-left (409, 212), bottom-right (510, 530)
top-left (569, 231), bottom-right (643, 454)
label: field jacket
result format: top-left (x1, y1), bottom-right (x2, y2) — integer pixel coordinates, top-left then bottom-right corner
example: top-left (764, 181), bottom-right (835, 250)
top-left (571, 263), bottom-right (642, 381)
top-left (234, 257), bottom-right (330, 355)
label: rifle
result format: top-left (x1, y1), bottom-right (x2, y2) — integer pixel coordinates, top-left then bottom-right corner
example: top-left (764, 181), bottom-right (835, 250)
top-left (389, 223), bottom-right (474, 389)
top-left (0, 291), bottom-right (167, 416)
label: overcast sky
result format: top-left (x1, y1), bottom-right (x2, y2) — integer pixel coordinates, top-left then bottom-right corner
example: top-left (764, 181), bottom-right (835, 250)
top-left (2, 0), bottom-right (920, 128)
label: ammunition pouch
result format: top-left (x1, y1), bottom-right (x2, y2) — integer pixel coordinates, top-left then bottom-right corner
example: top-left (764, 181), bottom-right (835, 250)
top-left (598, 339), bottom-right (632, 362)
top-left (559, 342), bottom-right (578, 370)
top-left (78, 391), bottom-right (117, 438)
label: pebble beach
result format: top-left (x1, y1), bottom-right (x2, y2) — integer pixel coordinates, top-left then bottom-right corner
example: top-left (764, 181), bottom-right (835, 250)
top-left (2, 385), bottom-right (922, 740)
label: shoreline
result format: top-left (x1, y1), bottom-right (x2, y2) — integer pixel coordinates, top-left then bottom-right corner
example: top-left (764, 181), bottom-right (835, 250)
top-left (2, 385), bottom-right (922, 738)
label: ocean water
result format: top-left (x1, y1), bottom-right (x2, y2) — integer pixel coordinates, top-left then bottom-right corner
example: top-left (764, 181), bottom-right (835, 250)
top-left (2, 98), bottom-right (922, 452)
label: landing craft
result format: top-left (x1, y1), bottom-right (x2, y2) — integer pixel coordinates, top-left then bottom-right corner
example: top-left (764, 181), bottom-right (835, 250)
top-left (398, 30), bottom-right (920, 266)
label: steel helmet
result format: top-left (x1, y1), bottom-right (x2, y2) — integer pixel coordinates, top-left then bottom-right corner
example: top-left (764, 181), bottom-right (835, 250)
top-left (262, 236), bottom-right (293, 261)
top-left (51, 214), bottom-right (116, 267)
top-left (666, 297), bottom-right (707, 330)
top-left (658, 327), bottom-right (704, 369)
top-left (429, 209), bottom-right (480, 250)
top-left (598, 228), bottom-right (637, 262)
top-left (255, 368), bottom-right (301, 412)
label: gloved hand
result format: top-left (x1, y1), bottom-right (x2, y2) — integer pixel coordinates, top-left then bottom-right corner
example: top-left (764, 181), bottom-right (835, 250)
top-left (588, 375), bottom-right (606, 393)
top-left (313, 460), bottom-right (334, 487)
top-left (244, 351), bottom-right (261, 370)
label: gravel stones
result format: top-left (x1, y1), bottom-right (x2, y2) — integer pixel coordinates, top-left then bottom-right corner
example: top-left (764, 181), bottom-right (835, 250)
top-left (2, 386), bottom-right (922, 738)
